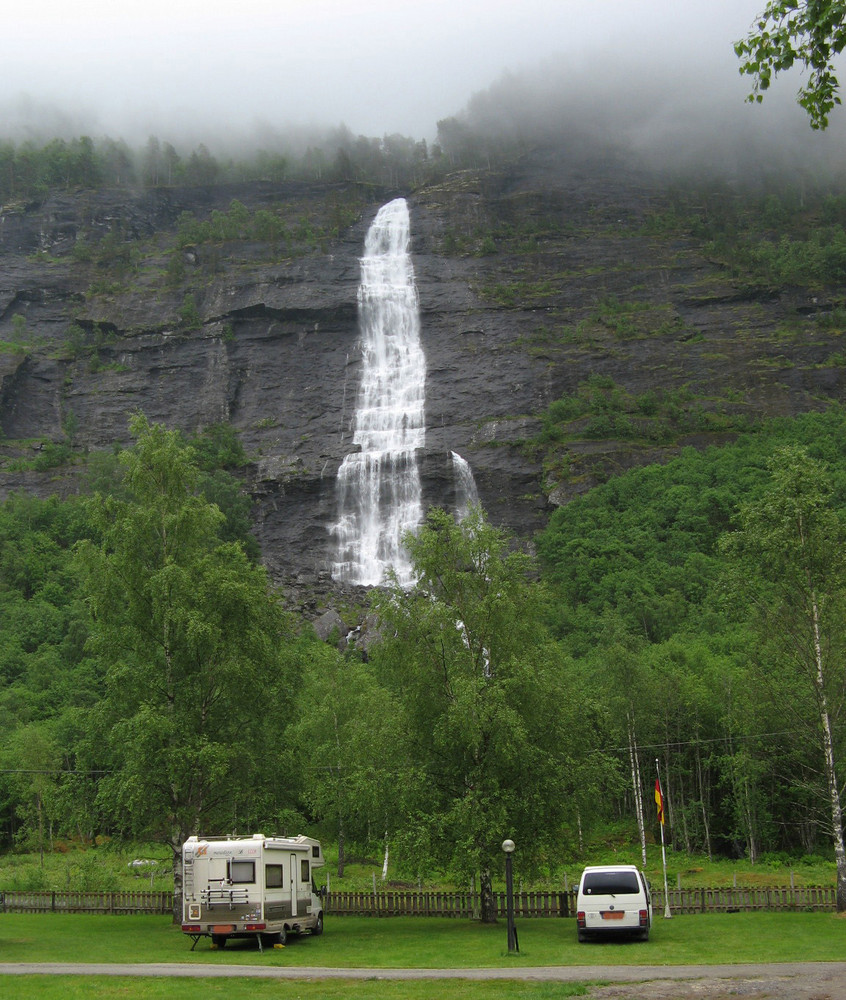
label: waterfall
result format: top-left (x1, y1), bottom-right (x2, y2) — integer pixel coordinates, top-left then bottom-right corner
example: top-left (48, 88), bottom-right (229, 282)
top-left (331, 198), bottom-right (425, 588)
top-left (451, 451), bottom-right (479, 522)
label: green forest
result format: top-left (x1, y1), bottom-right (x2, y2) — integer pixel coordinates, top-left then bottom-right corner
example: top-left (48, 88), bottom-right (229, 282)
top-left (3, 403), bottom-right (846, 912)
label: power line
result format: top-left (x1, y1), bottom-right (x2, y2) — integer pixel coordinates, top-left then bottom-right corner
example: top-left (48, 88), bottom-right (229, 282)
top-left (0, 769), bottom-right (109, 775)
top-left (605, 728), bottom-right (810, 755)
top-left (0, 730), bottom-right (813, 779)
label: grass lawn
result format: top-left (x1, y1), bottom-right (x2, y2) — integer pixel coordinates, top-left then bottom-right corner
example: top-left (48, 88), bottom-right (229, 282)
top-left (0, 979), bottom-right (592, 1000)
top-left (1, 912), bottom-right (844, 1000)
top-left (0, 911), bottom-right (844, 967)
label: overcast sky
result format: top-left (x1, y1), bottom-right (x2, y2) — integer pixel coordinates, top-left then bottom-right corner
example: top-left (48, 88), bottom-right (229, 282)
top-left (1, 1), bottom-right (820, 146)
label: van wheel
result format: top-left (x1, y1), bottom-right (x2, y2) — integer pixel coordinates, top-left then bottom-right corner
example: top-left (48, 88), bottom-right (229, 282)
top-left (640, 928), bottom-right (650, 942)
top-left (313, 912), bottom-right (324, 936)
top-left (577, 930), bottom-right (588, 943)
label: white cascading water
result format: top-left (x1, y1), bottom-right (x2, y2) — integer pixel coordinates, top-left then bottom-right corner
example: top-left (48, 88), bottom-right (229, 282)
top-left (450, 451), bottom-right (479, 522)
top-left (331, 198), bottom-right (425, 588)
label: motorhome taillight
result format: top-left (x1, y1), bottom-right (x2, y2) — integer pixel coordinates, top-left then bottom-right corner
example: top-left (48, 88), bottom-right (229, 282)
top-left (245, 923), bottom-right (266, 931)
top-left (182, 925), bottom-right (201, 933)
top-left (639, 909), bottom-right (648, 926)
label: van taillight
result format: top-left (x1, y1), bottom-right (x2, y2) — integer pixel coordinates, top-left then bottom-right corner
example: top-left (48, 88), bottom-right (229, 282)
top-left (638, 909), bottom-right (648, 926)
top-left (576, 910), bottom-right (586, 927)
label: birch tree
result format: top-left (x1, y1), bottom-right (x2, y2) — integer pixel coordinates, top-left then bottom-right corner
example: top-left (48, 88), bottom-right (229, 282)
top-left (77, 415), bottom-right (294, 919)
top-left (372, 507), bottom-right (584, 923)
top-left (288, 641), bottom-right (409, 879)
top-left (721, 445), bottom-right (846, 909)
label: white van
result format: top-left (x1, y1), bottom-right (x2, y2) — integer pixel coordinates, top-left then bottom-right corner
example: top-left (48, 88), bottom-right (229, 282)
top-left (575, 864), bottom-right (652, 942)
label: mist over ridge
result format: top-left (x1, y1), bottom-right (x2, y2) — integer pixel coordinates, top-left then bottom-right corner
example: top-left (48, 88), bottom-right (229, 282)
top-left (449, 50), bottom-right (846, 186)
top-left (4, 3), bottom-right (846, 190)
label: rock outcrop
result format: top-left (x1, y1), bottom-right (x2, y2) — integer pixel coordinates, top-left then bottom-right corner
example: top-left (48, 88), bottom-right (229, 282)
top-left (1, 149), bottom-right (843, 604)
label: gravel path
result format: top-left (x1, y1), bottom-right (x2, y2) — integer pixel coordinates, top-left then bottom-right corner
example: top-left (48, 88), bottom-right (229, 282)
top-left (0, 961), bottom-right (844, 996)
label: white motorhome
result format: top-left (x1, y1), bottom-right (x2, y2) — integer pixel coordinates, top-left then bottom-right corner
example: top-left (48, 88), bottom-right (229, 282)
top-left (181, 833), bottom-right (325, 949)
top-left (575, 864), bottom-right (652, 942)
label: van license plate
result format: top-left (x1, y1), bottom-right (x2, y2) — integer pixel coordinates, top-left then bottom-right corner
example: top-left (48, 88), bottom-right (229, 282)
top-left (600, 911), bottom-right (624, 920)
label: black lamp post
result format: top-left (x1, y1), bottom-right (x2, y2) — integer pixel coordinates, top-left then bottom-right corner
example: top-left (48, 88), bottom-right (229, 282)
top-left (502, 838), bottom-right (518, 953)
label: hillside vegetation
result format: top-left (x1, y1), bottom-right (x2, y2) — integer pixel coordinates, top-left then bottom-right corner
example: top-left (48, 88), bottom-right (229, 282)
top-left (2, 406), bottom-right (845, 901)
top-left (2, 126), bottom-right (846, 912)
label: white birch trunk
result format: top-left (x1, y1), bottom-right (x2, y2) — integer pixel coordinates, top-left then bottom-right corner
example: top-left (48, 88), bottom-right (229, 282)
top-left (627, 711), bottom-right (647, 867)
top-left (809, 591), bottom-right (846, 911)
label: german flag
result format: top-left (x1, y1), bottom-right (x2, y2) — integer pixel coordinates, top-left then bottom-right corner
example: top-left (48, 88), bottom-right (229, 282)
top-left (655, 777), bottom-right (665, 825)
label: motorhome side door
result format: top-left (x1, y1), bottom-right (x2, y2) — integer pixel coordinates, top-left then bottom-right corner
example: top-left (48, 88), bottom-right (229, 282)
top-left (290, 854), bottom-right (298, 916)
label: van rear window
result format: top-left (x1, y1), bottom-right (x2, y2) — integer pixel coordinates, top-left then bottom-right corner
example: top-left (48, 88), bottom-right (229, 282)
top-left (582, 871), bottom-right (640, 894)
top-left (228, 860), bottom-right (255, 884)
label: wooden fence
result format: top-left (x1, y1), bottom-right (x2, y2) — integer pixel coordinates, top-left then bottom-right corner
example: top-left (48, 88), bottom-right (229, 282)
top-left (0, 885), bottom-right (837, 917)
top-left (0, 889), bottom-right (174, 915)
top-left (325, 885), bottom-right (837, 916)
top-left (660, 885), bottom-right (837, 914)
top-left (325, 889), bottom-right (571, 918)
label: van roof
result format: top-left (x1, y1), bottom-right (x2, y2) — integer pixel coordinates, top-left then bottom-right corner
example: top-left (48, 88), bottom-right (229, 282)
top-left (580, 864), bottom-right (641, 873)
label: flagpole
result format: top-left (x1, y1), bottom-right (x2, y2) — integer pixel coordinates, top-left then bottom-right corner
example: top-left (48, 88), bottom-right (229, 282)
top-left (656, 758), bottom-right (672, 919)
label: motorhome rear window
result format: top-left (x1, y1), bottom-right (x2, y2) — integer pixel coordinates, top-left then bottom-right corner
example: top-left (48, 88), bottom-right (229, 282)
top-left (582, 871), bottom-right (640, 894)
top-left (228, 860), bottom-right (255, 884)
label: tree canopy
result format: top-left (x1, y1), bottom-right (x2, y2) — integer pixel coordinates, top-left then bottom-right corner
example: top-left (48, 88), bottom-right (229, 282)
top-left (721, 445), bottom-right (846, 909)
top-left (75, 415), bottom-right (296, 915)
top-left (735, 2), bottom-right (846, 128)
top-left (4, 409), bottom-right (846, 903)
top-left (371, 507), bottom-right (596, 920)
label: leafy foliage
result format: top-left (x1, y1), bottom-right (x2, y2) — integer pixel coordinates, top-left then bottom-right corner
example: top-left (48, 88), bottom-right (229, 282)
top-left (288, 640), bottom-right (409, 876)
top-left (735, 1), bottom-right (846, 129)
top-left (537, 407), bottom-right (846, 874)
top-left (0, 420), bottom-right (269, 855)
top-left (5, 405), bottom-right (846, 894)
top-left (720, 445), bottom-right (846, 906)
top-left (537, 375), bottom-right (752, 455)
top-left (77, 416), bottom-right (294, 852)
top-left (371, 508), bottom-right (601, 913)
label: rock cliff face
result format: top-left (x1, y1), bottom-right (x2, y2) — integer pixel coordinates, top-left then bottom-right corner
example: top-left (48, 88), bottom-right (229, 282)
top-left (1, 148), bottom-right (843, 604)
